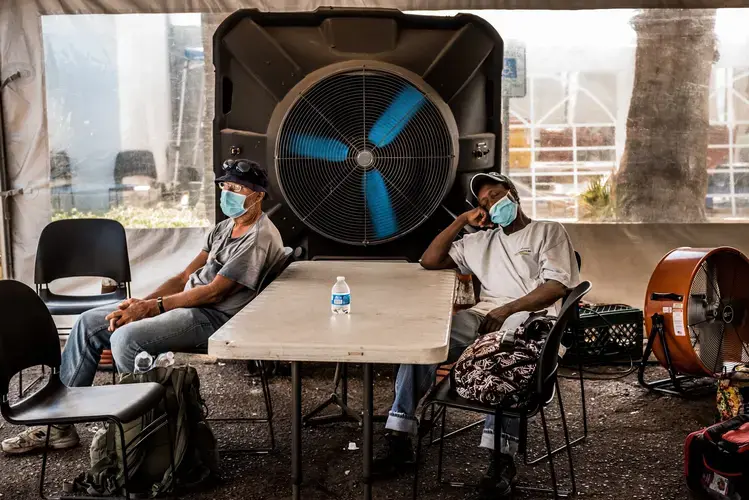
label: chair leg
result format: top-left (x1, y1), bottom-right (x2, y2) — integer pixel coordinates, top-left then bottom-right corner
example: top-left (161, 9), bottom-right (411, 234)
top-left (208, 360), bottom-right (275, 454)
top-left (525, 378), bottom-right (586, 465)
top-left (436, 406), bottom-right (447, 484)
top-left (165, 398), bottom-right (177, 496)
top-left (557, 379), bottom-right (577, 495)
top-left (39, 425), bottom-right (52, 500)
top-left (413, 417), bottom-right (425, 500)
top-left (115, 420), bottom-right (132, 500)
top-left (258, 360), bottom-right (276, 451)
top-left (578, 357), bottom-right (588, 439)
top-left (539, 407), bottom-right (560, 498)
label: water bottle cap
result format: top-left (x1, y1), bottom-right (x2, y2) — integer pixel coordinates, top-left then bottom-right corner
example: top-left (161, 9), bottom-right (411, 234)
top-left (337, 276), bottom-right (345, 281)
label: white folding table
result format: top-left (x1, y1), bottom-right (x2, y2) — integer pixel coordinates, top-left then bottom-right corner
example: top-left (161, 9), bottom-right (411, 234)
top-left (208, 260), bottom-right (456, 499)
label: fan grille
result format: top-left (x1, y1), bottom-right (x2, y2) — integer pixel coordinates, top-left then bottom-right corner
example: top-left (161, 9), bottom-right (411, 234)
top-left (276, 68), bottom-right (456, 246)
top-left (689, 255), bottom-right (749, 373)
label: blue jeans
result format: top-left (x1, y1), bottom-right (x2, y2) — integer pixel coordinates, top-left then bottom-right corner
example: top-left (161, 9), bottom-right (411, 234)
top-left (385, 309), bottom-right (524, 455)
top-left (60, 304), bottom-right (229, 387)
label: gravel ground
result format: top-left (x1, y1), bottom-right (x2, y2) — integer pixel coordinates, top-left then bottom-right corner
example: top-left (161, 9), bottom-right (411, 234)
top-left (0, 359), bottom-right (715, 499)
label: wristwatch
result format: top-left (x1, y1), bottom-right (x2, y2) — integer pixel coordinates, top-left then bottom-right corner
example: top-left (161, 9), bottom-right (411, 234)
top-left (157, 297), bottom-right (165, 314)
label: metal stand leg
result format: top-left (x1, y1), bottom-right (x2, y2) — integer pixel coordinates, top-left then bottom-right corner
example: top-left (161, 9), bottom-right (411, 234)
top-left (362, 364), bottom-right (373, 500)
top-left (291, 362), bottom-right (302, 500)
top-left (638, 314), bottom-right (713, 397)
top-left (303, 363), bottom-right (362, 426)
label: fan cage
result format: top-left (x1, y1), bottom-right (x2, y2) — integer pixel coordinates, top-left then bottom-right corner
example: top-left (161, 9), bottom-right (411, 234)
top-left (688, 255), bottom-right (749, 374)
top-left (275, 66), bottom-right (456, 246)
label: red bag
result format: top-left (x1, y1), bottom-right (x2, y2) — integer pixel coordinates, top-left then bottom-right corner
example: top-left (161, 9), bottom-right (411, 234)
top-left (685, 414), bottom-right (749, 499)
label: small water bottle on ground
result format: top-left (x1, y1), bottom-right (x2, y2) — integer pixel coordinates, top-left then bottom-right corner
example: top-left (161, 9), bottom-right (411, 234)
top-left (331, 276), bottom-right (351, 315)
top-left (133, 351), bottom-right (154, 373)
top-left (154, 352), bottom-right (175, 368)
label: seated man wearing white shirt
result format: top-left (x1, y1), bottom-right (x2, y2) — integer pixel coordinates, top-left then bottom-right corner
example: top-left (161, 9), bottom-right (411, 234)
top-left (374, 172), bottom-right (580, 498)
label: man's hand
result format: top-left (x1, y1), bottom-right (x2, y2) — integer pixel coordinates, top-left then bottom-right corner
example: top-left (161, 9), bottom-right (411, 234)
top-left (462, 207), bottom-right (491, 228)
top-left (105, 298), bottom-right (159, 332)
top-left (479, 305), bottom-right (514, 334)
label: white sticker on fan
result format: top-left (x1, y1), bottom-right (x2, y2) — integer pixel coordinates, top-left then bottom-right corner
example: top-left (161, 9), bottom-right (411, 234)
top-left (663, 306), bottom-right (672, 313)
top-left (673, 311), bottom-right (686, 336)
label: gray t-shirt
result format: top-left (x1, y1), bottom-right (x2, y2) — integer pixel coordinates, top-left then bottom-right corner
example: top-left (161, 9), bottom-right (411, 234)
top-left (184, 214), bottom-right (285, 316)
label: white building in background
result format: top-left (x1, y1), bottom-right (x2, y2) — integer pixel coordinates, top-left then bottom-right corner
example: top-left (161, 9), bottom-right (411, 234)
top-left (418, 9), bottom-right (749, 221)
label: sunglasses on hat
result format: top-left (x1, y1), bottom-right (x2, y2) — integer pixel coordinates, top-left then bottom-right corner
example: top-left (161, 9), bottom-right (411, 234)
top-left (222, 159), bottom-right (254, 174)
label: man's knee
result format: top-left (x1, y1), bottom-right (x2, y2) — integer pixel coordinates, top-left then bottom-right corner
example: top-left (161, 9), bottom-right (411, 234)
top-left (69, 306), bottom-right (111, 343)
top-left (110, 325), bottom-right (143, 372)
top-left (448, 310), bottom-right (482, 358)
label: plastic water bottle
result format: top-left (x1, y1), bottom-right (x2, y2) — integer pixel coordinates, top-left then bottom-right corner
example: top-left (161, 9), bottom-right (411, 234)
top-left (331, 276), bottom-right (351, 315)
top-left (133, 351), bottom-right (154, 373)
top-left (154, 352), bottom-right (175, 368)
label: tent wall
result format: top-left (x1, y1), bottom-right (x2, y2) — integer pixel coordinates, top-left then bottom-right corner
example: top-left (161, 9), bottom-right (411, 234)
top-left (3, 0), bottom-right (749, 314)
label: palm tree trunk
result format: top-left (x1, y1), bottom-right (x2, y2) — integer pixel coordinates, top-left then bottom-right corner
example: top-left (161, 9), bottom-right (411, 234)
top-left (614, 9), bottom-right (717, 222)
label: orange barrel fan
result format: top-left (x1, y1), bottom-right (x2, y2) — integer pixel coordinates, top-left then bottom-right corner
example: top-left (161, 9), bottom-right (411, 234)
top-left (645, 247), bottom-right (749, 376)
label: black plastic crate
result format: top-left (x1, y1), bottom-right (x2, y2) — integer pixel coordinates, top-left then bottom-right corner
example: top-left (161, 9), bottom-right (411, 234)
top-left (565, 304), bottom-right (644, 363)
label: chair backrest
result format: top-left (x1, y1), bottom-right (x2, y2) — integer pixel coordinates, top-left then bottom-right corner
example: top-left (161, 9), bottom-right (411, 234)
top-left (0, 280), bottom-right (61, 399)
top-left (114, 150), bottom-right (157, 185)
top-left (34, 219), bottom-right (131, 285)
top-left (535, 281), bottom-right (592, 397)
top-left (256, 247), bottom-right (294, 296)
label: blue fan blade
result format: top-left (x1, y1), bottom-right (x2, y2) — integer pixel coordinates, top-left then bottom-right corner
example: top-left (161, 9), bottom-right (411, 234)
top-left (365, 169), bottom-right (398, 239)
top-left (288, 133), bottom-right (349, 162)
top-left (368, 85), bottom-right (425, 148)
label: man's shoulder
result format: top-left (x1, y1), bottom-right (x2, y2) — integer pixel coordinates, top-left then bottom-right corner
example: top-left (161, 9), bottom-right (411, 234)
top-left (212, 218), bottom-right (234, 231)
top-left (457, 228), bottom-right (496, 247)
top-left (256, 213), bottom-right (283, 241)
top-left (529, 220), bottom-right (568, 237)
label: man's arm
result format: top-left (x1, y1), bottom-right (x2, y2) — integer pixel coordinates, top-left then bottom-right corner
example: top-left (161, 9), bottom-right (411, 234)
top-left (144, 251), bottom-right (209, 300)
top-left (421, 207), bottom-right (488, 270)
top-left (107, 274), bottom-right (244, 330)
top-left (479, 280), bottom-right (567, 334)
top-left (160, 275), bottom-right (244, 311)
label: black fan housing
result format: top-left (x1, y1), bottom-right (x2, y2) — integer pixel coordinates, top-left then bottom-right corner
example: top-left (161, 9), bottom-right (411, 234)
top-left (214, 9), bottom-right (504, 262)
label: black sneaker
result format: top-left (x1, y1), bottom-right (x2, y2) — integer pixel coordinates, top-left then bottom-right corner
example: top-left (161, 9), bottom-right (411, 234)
top-left (371, 432), bottom-right (415, 480)
top-left (477, 453), bottom-right (516, 498)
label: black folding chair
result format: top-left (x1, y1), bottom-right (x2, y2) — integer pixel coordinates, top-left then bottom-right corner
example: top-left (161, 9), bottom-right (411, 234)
top-left (187, 246), bottom-right (295, 454)
top-left (21, 219), bottom-right (132, 397)
top-left (413, 281), bottom-right (592, 499)
top-left (425, 250), bottom-right (587, 451)
top-left (0, 280), bottom-right (174, 500)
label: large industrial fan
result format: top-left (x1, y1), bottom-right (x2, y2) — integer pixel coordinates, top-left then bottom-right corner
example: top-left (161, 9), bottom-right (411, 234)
top-left (213, 9), bottom-right (504, 261)
top-left (639, 247), bottom-right (749, 396)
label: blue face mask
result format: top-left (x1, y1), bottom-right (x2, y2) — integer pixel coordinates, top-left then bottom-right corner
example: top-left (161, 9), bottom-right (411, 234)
top-left (220, 190), bottom-right (249, 219)
top-left (489, 194), bottom-right (518, 227)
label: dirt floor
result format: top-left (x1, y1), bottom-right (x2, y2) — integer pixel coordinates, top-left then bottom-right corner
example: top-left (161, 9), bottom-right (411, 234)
top-left (0, 358), bottom-right (715, 500)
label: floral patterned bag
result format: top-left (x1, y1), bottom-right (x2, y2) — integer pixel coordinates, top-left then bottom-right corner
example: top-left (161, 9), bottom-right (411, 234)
top-left (451, 316), bottom-right (554, 406)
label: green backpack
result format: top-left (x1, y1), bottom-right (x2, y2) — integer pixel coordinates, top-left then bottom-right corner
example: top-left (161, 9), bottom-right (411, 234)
top-left (71, 365), bottom-right (220, 498)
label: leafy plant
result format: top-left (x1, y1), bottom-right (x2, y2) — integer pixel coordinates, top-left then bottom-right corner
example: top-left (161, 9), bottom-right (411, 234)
top-left (579, 177), bottom-right (615, 221)
top-left (52, 205), bottom-right (210, 229)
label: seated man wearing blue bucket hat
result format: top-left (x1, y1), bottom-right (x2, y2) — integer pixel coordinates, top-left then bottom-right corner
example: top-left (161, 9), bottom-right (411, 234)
top-left (2, 159), bottom-right (285, 455)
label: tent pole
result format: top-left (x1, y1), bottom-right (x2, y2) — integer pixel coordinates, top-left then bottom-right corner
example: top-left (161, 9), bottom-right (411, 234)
top-left (0, 75), bottom-right (15, 280)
